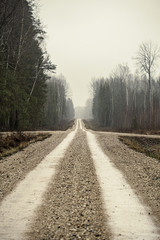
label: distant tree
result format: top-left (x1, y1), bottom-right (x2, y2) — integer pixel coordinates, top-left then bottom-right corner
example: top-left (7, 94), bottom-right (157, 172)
top-left (75, 106), bottom-right (85, 119)
top-left (110, 64), bottom-right (131, 128)
top-left (65, 98), bottom-right (75, 120)
top-left (0, 0), bottom-right (56, 130)
top-left (135, 42), bottom-right (160, 127)
top-left (83, 99), bottom-right (93, 119)
top-left (91, 71), bottom-right (160, 131)
top-left (43, 76), bottom-right (73, 129)
top-left (135, 42), bottom-right (160, 89)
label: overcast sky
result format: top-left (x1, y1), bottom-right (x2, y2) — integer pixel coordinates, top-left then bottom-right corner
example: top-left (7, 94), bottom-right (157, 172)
top-left (38, 0), bottom-right (160, 107)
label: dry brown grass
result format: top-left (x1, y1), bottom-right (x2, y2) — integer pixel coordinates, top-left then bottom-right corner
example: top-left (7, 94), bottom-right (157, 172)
top-left (0, 133), bottom-right (51, 159)
top-left (84, 120), bottom-right (160, 135)
top-left (119, 136), bottom-right (160, 162)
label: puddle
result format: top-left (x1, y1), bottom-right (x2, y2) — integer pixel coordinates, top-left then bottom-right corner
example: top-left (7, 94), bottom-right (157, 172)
top-left (86, 130), bottom-right (160, 240)
top-left (0, 121), bottom-right (78, 240)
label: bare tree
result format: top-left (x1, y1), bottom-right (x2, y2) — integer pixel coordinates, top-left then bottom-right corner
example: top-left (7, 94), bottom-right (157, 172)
top-left (135, 41), bottom-right (160, 127)
top-left (135, 41), bottom-right (160, 88)
top-left (111, 63), bottom-right (130, 108)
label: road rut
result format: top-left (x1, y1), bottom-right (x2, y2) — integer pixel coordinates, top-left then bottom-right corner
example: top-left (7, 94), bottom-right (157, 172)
top-left (25, 127), bottom-right (110, 239)
top-left (0, 120), bottom-right (159, 240)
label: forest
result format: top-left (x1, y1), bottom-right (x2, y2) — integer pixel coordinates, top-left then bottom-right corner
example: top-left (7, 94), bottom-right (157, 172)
top-left (0, 0), bottom-right (74, 131)
top-left (91, 42), bottom-right (160, 130)
top-left (1, 1), bottom-right (160, 132)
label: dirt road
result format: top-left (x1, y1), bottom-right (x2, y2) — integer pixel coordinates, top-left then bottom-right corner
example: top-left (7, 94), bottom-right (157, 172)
top-left (0, 120), bottom-right (159, 240)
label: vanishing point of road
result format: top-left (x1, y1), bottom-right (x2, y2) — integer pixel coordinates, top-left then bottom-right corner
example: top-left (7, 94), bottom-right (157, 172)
top-left (0, 120), bottom-right (160, 240)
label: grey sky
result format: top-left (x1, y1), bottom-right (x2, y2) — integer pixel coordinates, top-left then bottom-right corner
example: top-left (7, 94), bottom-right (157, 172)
top-left (39, 0), bottom-right (160, 107)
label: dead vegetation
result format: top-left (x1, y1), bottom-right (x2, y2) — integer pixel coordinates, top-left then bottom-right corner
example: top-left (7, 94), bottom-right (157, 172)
top-left (45, 119), bottom-right (75, 131)
top-left (119, 136), bottom-right (160, 162)
top-left (0, 120), bottom-right (75, 160)
top-left (0, 132), bottom-right (51, 159)
top-left (83, 120), bottom-right (160, 135)
top-left (84, 119), bottom-right (160, 162)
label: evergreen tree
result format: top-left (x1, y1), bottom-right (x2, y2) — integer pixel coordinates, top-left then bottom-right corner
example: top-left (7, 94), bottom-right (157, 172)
top-left (0, 0), bottom-right (56, 130)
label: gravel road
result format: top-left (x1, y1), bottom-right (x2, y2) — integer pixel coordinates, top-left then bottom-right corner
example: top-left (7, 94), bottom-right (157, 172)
top-left (25, 130), bottom-right (110, 240)
top-left (96, 132), bottom-right (160, 224)
top-left (0, 120), bottom-right (160, 239)
top-left (0, 131), bottom-right (68, 202)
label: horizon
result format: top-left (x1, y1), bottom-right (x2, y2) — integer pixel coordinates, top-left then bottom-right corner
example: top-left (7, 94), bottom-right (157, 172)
top-left (39, 0), bottom-right (160, 107)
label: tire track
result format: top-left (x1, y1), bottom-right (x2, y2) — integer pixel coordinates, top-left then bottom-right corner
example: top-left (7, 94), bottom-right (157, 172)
top-left (25, 130), bottom-right (110, 240)
top-left (86, 126), bottom-right (160, 240)
top-left (1, 119), bottom-right (159, 240)
top-left (0, 122), bottom-right (78, 240)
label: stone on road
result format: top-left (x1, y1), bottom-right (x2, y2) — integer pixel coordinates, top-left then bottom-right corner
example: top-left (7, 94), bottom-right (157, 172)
top-left (26, 125), bottom-right (110, 240)
top-left (0, 124), bottom-right (78, 240)
top-left (0, 119), bottom-right (159, 240)
top-left (87, 130), bottom-right (159, 240)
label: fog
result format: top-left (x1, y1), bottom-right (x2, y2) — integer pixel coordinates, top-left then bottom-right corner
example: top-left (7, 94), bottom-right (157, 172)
top-left (39, 0), bottom-right (160, 107)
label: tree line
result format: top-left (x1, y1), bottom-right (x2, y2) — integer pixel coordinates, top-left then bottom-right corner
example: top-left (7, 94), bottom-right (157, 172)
top-left (43, 76), bottom-right (74, 129)
top-left (92, 42), bottom-right (160, 130)
top-left (0, 0), bottom-right (74, 131)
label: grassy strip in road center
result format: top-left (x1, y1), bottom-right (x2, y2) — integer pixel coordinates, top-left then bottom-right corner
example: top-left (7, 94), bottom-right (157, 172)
top-left (119, 136), bottom-right (160, 162)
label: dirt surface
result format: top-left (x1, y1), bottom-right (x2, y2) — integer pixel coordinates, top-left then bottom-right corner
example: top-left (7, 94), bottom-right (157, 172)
top-left (0, 121), bottom-right (160, 239)
top-left (0, 132), bottom-right (51, 159)
top-left (119, 135), bottom-right (160, 161)
top-left (25, 130), bottom-right (111, 240)
top-left (0, 131), bottom-right (68, 202)
top-left (84, 119), bottom-right (160, 135)
top-left (96, 132), bottom-right (160, 224)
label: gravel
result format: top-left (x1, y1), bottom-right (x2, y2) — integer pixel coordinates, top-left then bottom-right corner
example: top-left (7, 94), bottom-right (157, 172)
top-left (96, 132), bottom-right (160, 225)
top-left (1, 126), bottom-right (159, 239)
top-left (25, 130), bottom-right (111, 240)
top-left (0, 131), bottom-right (68, 202)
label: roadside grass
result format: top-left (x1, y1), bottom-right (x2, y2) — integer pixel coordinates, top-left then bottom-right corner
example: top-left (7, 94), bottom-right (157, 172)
top-left (84, 120), bottom-right (160, 135)
top-left (83, 120), bottom-right (160, 161)
top-left (83, 120), bottom-right (110, 131)
top-left (44, 120), bottom-right (75, 131)
top-left (0, 133), bottom-right (51, 159)
top-left (119, 136), bottom-right (160, 162)
top-left (0, 120), bottom-right (75, 160)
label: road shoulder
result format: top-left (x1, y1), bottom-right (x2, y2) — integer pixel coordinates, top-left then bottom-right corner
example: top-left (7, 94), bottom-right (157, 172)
top-left (96, 132), bottom-right (160, 225)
